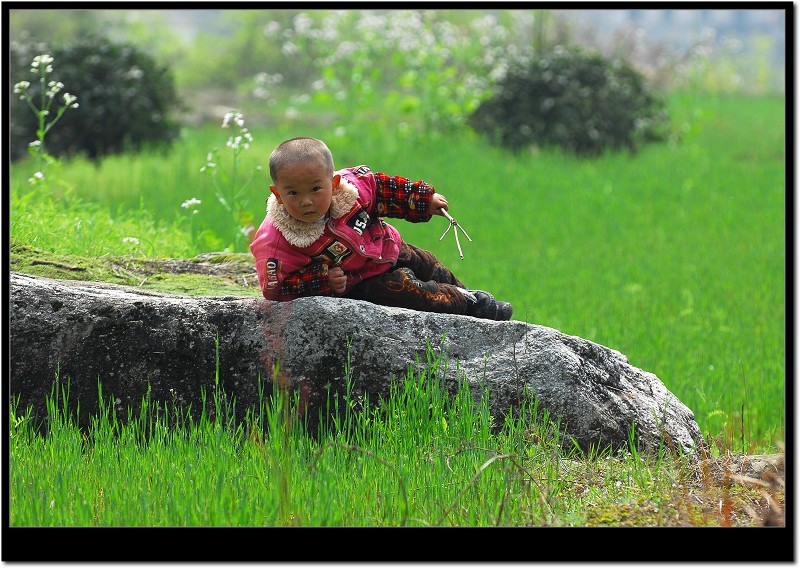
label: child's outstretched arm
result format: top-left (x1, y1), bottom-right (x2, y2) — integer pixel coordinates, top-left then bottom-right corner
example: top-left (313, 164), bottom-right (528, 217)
top-left (373, 172), bottom-right (442, 223)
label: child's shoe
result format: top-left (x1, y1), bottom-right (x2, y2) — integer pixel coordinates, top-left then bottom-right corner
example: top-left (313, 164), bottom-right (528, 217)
top-left (494, 300), bottom-right (514, 321)
top-left (463, 289), bottom-right (513, 321)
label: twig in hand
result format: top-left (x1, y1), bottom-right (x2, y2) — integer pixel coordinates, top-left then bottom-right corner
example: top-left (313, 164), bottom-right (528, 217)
top-left (439, 208), bottom-right (472, 259)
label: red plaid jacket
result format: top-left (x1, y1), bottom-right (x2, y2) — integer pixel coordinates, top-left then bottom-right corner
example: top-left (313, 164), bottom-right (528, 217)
top-left (250, 165), bottom-right (436, 301)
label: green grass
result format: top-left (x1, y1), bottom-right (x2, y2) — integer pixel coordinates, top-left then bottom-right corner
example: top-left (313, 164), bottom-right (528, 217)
top-left (9, 348), bottom-right (779, 527)
top-left (8, 93), bottom-right (785, 454)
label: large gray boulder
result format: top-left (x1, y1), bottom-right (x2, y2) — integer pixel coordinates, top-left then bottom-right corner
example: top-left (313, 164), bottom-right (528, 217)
top-left (9, 272), bottom-right (706, 457)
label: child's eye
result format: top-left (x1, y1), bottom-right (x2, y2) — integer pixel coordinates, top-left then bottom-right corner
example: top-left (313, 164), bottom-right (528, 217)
top-left (312, 186), bottom-right (321, 192)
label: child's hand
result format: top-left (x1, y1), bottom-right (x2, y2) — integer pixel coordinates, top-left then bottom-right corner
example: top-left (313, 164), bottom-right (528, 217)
top-left (328, 266), bottom-right (347, 295)
top-left (430, 193), bottom-right (449, 216)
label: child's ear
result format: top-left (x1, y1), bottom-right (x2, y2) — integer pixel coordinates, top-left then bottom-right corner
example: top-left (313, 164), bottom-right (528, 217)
top-left (332, 174), bottom-right (341, 190)
top-left (269, 185), bottom-right (282, 203)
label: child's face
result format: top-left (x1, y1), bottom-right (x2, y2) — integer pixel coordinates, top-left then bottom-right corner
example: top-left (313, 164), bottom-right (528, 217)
top-left (270, 160), bottom-right (340, 223)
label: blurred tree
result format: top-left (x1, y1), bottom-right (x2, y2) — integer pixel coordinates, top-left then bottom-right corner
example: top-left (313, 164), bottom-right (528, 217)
top-left (10, 36), bottom-right (184, 161)
top-left (468, 46), bottom-right (670, 156)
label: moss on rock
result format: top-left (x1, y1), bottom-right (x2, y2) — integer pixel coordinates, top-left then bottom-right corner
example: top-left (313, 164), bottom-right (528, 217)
top-left (10, 243), bottom-right (262, 297)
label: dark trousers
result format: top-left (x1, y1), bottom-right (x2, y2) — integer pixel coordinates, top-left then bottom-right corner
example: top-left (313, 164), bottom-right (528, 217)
top-left (345, 242), bottom-right (469, 314)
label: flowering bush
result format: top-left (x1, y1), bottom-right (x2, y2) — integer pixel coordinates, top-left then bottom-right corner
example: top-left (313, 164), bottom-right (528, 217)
top-left (251, 11), bottom-right (540, 137)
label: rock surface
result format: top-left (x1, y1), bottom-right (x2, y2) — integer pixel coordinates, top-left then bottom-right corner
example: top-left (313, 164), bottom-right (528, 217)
top-left (10, 272), bottom-right (706, 456)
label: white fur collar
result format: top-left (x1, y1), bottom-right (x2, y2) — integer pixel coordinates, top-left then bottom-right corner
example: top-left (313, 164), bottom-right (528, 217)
top-left (267, 178), bottom-right (360, 248)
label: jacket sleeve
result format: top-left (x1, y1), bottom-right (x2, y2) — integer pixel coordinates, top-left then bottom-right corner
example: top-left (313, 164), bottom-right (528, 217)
top-left (372, 171), bottom-right (436, 223)
top-left (258, 258), bottom-right (333, 301)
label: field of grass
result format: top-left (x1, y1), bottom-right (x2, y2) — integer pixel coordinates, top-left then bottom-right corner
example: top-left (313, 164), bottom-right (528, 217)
top-left (7, 91), bottom-right (787, 536)
top-left (9, 92), bottom-right (785, 454)
top-left (8, 349), bottom-right (785, 532)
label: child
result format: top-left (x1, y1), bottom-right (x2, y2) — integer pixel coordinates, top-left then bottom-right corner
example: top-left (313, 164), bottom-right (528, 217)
top-left (249, 137), bottom-right (513, 321)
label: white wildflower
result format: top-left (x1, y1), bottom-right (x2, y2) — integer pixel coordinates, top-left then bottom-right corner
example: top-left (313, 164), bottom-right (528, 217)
top-left (222, 111), bottom-right (245, 129)
top-left (264, 21), bottom-right (281, 35)
top-left (31, 54), bottom-right (54, 74)
top-left (33, 54), bottom-right (54, 66)
top-left (282, 41), bottom-right (298, 56)
top-left (181, 197), bottom-right (202, 209)
top-left (124, 66), bottom-right (144, 80)
top-left (122, 237), bottom-right (140, 246)
top-left (291, 93), bottom-right (310, 105)
top-left (254, 72), bottom-right (283, 87)
top-left (47, 81), bottom-right (64, 98)
top-left (199, 152), bottom-right (217, 173)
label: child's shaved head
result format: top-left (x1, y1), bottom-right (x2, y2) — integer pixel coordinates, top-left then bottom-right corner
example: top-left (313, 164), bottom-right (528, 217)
top-left (269, 137), bottom-right (335, 183)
